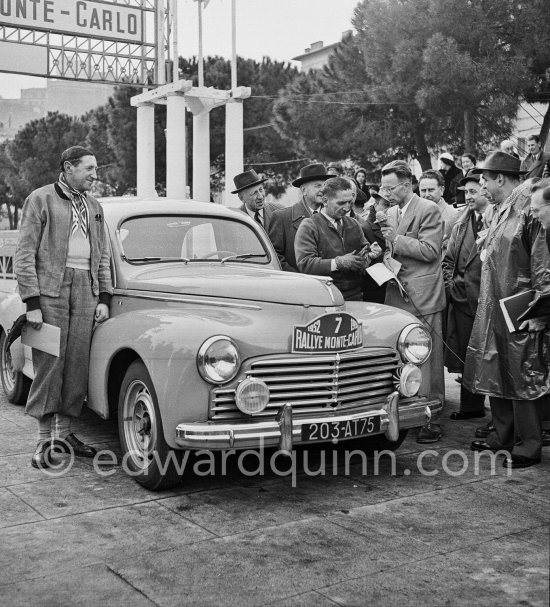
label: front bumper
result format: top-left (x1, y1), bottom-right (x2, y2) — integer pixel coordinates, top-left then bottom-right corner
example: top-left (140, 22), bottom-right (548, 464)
top-left (175, 392), bottom-right (442, 451)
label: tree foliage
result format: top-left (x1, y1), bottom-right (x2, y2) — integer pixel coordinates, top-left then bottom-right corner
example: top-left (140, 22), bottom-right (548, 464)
top-left (274, 0), bottom-right (550, 172)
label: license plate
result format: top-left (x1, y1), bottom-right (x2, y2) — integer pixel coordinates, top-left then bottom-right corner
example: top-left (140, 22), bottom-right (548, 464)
top-left (292, 312), bottom-right (363, 353)
top-left (301, 416), bottom-right (381, 443)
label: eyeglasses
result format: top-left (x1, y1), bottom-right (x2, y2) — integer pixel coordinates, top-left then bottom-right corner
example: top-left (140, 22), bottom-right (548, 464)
top-left (379, 182), bottom-right (407, 193)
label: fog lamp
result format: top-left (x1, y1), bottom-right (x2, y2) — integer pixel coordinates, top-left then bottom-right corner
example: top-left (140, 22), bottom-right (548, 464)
top-left (235, 378), bottom-right (270, 414)
top-left (395, 363), bottom-right (422, 397)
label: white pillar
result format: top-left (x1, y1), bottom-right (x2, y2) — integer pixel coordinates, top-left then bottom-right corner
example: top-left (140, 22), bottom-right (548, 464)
top-left (136, 104), bottom-right (156, 198)
top-left (192, 111), bottom-right (211, 201)
top-left (225, 99), bottom-right (244, 206)
top-left (166, 94), bottom-right (187, 199)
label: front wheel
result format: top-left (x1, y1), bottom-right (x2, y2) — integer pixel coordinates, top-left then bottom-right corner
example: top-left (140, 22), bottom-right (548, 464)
top-left (0, 330), bottom-right (30, 405)
top-left (118, 360), bottom-right (185, 491)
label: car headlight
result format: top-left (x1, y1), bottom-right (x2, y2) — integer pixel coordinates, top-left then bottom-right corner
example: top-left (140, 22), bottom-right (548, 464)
top-left (397, 324), bottom-right (432, 364)
top-left (197, 336), bottom-right (240, 384)
top-left (394, 363), bottom-right (422, 397)
top-left (235, 378), bottom-right (270, 414)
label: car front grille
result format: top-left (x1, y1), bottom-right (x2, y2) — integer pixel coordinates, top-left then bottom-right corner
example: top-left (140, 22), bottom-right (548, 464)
top-left (210, 348), bottom-right (400, 420)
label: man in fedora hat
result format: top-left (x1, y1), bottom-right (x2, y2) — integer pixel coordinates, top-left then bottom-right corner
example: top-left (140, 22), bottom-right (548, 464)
top-left (443, 173), bottom-right (490, 421)
top-left (232, 170), bottom-right (282, 234)
top-left (268, 163), bottom-right (331, 271)
top-left (464, 151), bottom-right (550, 469)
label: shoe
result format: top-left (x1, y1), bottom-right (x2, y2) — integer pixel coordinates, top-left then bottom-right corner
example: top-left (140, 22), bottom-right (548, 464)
top-left (450, 410), bottom-right (485, 420)
top-left (31, 441), bottom-right (61, 469)
top-left (53, 433), bottom-right (97, 458)
top-left (416, 423), bottom-right (441, 443)
top-left (503, 454), bottom-right (541, 469)
top-left (470, 440), bottom-right (500, 453)
top-left (475, 421), bottom-right (495, 439)
top-left (542, 429), bottom-right (550, 447)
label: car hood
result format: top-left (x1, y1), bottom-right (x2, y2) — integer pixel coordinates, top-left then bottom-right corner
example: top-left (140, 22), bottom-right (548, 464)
top-left (122, 264), bottom-right (344, 307)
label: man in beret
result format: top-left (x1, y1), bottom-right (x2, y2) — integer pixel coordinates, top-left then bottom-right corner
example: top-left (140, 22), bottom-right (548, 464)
top-left (232, 170), bottom-right (282, 235)
top-left (14, 146), bottom-right (113, 469)
top-left (465, 151), bottom-right (550, 469)
top-left (268, 163), bottom-right (331, 271)
top-left (438, 152), bottom-right (462, 206)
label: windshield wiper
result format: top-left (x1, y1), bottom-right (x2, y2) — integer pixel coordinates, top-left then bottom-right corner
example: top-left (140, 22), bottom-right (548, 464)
top-left (220, 253), bottom-right (267, 263)
top-left (125, 256), bottom-right (190, 263)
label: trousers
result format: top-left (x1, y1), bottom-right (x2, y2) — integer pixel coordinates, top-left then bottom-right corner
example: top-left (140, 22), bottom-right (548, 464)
top-left (25, 268), bottom-right (97, 420)
top-left (486, 396), bottom-right (549, 459)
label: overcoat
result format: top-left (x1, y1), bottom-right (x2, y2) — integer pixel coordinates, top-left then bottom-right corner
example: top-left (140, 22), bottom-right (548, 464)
top-left (268, 199), bottom-right (312, 272)
top-left (463, 183), bottom-right (550, 400)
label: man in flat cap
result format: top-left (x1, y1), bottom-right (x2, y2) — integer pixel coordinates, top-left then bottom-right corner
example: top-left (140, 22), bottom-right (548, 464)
top-left (443, 173), bottom-right (490, 421)
top-left (232, 170), bottom-right (282, 234)
top-left (465, 151), bottom-right (550, 469)
top-left (268, 163), bottom-right (331, 271)
top-left (15, 145), bottom-right (113, 469)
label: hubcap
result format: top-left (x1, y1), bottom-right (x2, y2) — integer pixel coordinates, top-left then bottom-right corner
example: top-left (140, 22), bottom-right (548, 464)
top-left (122, 379), bottom-right (158, 470)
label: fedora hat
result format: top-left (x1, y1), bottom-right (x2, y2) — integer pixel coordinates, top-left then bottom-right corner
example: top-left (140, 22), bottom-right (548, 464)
top-left (231, 170), bottom-right (267, 194)
top-left (471, 151), bottom-right (527, 176)
top-left (292, 163), bottom-right (331, 187)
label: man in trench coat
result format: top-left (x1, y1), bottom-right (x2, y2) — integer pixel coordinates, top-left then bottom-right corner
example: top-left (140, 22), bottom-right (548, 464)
top-left (465, 151), bottom-right (550, 469)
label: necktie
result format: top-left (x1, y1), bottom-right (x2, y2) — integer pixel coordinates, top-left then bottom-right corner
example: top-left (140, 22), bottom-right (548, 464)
top-left (475, 213), bottom-right (483, 234)
top-left (254, 210), bottom-right (263, 227)
top-left (336, 219), bottom-right (343, 236)
top-left (397, 208), bottom-right (402, 226)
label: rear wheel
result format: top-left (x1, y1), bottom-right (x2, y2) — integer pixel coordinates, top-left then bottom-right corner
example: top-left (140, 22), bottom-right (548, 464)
top-left (0, 330), bottom-right (30, 405)
top-left (118, 360), bottom-right (185, 491)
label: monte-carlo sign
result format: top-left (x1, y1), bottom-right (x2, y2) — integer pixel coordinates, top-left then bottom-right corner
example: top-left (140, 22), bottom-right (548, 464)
top-left (0, 0), bottom-right (144, 44)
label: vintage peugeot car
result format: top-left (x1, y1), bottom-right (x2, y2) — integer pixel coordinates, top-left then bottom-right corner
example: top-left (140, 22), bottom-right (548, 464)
top-left (0, 199), bottom-right (441, 490)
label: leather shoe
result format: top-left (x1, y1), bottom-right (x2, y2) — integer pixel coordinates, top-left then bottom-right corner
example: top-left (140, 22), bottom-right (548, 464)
top-left (31, 441), bottom-right (61, 469)
top-left (503, 454), bottom-right (541, 469)
top-left (416, 423), bottom-right (441, 443)
top-left (53, 433), bottom-right (97, 458)
top-left (475, 421), bottom-right (495, 439)
top-left (470, 440), bottom-right (500, 453)
top-left (450, 410), bottom-right (485, 420)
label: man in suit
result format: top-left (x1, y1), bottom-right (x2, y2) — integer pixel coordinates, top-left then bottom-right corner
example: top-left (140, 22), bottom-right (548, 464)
top-left (268, 163), bottom-right (331, 272)
top-left (379, 160), bottom-right (446, 442)
top-left (418, 169), bottom-right (458, 256)
top-left (443, 173), bottom-right (489, 420)
top-left (232, 170), bottom-right (282, 234)
top-left (520, 134), bottom-right (550, 180)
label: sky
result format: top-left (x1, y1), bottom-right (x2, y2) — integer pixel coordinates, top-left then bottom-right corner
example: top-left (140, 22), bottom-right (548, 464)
top-left (0, 0), bottom-right (360, 98)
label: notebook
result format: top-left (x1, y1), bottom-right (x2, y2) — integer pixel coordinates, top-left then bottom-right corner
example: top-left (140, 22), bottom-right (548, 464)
top-left (21, 322), bottom-right (61, 357)
top-left (499, 290), bottom-right (535, 333)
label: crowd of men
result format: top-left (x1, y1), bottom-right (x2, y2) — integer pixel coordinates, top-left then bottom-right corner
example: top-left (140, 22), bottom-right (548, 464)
top-left (232, 133), bottom-right (550, 469)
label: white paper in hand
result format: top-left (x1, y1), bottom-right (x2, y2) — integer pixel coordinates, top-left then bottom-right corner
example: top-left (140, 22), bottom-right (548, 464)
top-left (21, 323), bottom-right (61, 357)
top-left (366, 263), bottom-right (396, 286)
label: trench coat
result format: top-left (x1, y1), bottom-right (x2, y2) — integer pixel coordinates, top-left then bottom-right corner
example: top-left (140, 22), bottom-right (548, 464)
top-left (463, 183), bottom-right (550, 400)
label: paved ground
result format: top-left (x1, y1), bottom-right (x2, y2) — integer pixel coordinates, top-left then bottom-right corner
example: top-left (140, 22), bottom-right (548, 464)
top-left (0, 373), bottom-right (548, 607)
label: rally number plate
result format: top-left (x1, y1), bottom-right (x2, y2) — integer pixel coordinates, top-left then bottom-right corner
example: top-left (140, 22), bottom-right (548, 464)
top-left (300, 416), bottom-right (381, 443)
top-left (292, 312), bottom-right (363, 353)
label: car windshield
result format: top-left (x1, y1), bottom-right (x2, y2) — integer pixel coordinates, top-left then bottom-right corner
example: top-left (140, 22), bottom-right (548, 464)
top-left (118, 215), bottom-right (270, 264)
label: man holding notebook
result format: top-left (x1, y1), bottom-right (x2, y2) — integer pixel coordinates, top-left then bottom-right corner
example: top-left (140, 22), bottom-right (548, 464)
top-left (15, 146), bottom-right (113, 469)
top-left (464, 151), bottom-right (550, 469)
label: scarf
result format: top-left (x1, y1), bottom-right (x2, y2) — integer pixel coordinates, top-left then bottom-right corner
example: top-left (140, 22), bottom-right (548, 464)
top-left (58, 173), bottom-right (89, 238)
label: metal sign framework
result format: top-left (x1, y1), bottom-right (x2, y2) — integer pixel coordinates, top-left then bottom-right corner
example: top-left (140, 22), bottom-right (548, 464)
top-left (0, 0), bottom-right (172, 86)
